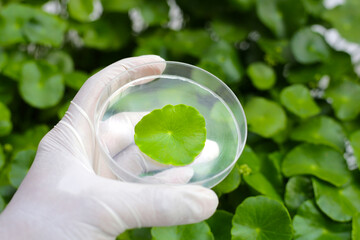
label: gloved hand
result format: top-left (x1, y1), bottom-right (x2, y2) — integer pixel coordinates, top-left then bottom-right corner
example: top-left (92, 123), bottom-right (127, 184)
top-left (0, 55), bottom-right (218, 240)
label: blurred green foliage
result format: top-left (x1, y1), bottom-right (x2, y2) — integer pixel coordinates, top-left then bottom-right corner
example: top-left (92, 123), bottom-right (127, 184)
top-left (0, 0), bottom-right (360, 239)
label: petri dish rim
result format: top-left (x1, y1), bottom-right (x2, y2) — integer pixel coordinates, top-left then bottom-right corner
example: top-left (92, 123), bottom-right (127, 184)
top-left (94, 61), bottom-right (248, 187)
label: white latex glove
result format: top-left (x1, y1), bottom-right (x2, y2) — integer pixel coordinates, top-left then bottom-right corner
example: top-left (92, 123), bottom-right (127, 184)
top-left (0, 55), bottom-right (218, 240)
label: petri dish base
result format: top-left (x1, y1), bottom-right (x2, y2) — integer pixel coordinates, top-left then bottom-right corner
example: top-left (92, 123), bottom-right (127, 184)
top-left (95, 61), bottom-right (247, 188)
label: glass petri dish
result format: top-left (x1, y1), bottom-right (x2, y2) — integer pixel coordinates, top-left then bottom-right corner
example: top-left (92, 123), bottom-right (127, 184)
top-left (94, 61), bottom-right (247, 188)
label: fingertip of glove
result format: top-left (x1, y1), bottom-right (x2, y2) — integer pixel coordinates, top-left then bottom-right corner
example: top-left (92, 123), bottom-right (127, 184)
top-left (182, 185), bottom-right (219, 220)
top-left (137, 55), bottom-right (165, 62)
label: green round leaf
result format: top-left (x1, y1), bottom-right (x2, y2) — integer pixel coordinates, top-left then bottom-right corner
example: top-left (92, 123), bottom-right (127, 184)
top-left (353, 213), bottom-right (360, 240)
top-left (322, 0), bottom-right (360, 44)
top-left (151, 222), bottom-right (214, 240)
top-left (2, 51), bottom-right (30, 81)
top-left (8, 150), bottom-right (36, 188)
top-left (267, 151), bottom-right (284, 186)
top-left (293, 200), bottom-right (351, 240)
top-left (68, 0), bottom-right (94, 22)
top-left (23, 11), bottom-right (67, 47)
top-left (0, 145), bottom-right (5, 169)
top-left (127, 228), bottom-right (152, 240)
top-left (0, 195), bottom-right (5, 211)
top-left (0, 3), bottom-right (31, 46)
top-left (138, 0), bottom-right (169, 26)
top-left (245, 97), bottom-right (287, 138)
top-left (286, 65), bottom-right (321, 84)
top-left (256, 0), bottom-right (307, 38)
top-left (302, 0), bottom-right (325, 16)
top-left (247, 62), bottom-right (276, 90)
top-left (237, 146), bottom-right (282, 201)
top-left (290, 116), bottom-right (346, 152)
top-left (313, 173), bottom-right (360, 222)
top-left (57, 101), bottom-right (71, 119)
top-left (46, 51), bottom-right (74, 74)
top-left (101, 0), bottom-right (141, 12)
top-left (257, 38), bottom-right (292, 65)
top-left (0, 50), bottom-right (8, 72)
top-left (284, 176), bottom-right (313, 215)
top-left (237, 146), bottom-right (260, 172)
top-left (291, 28), bottom-right (330, 64)
top-left (350, 130), bottom-right (360, 170)
top-left (280, 84), bottom-right (320, 118)
top-left (13, 149), bottom-right (36, 168)
top-left (8, 164), bottom-right (28, 188)
top-left (0, 78), bottom-right (16, 104)
top-left (282, 144), bottom-right (351, 187)
top-left (213, 166), bottom-right (241, 195)
top-left (206, 210), bottom-right (233, 240)
top-left (210, 19), bottom-right (248, 43)
top-left (320, 51), bottom-right (357, 81)
top-left (243, 172), bottom-right (282, 201)
top-left (199, 41), bottom-right (243, 84)
top-left (229, 0), bottom-right (255, 11)
top-left (164, 29), bottom-right (213, 58)
top-left (64, 71), bottom-right (88, 90)
top-left (0, 3), bottom-right (66, 47)
top-left (0, 102), bottom-right (12, 137)
top-left (231, 196), bottom-right (293, 240)
top-left (74, 15), bottom-right (131, 50)
top-left (6, 125), bottom-right (49, 153)
top-left (134, 104), bottom-right (206, 166)
top-left (325, 80), bottom-right (360, 121)
top-left (20, 61), bottom-right (64, 109)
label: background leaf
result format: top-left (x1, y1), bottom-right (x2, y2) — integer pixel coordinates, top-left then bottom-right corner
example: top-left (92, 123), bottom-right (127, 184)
top-left (0, 4), bottom-right (66, 47)
top-left (245, 97), bottom-right (287, 138)
top-left (0, 195), bottom-right (4, 211)
top-left (313, 173), bottom-right (360, 222)
top-left (257, 38), bottom-right (292, 65)
top-left (282, 144), bottom-right (351, 187)
top-left (0, 145), bottom-right (4, 169)
top-left (237, 146), bottom-right (282, 201)
top-left (293, 200), bottom-right (351, 240)
top-left (284, 176), bottom-right (313, 215)
top-left (8, 150), bottom-right (36, 188)
top-left (290, 116), bottom-right (345, 152)
top-left (46, 51), bottom-right (74, 74)
top-left (19, 61), bottom-right (64, 109)
top-left (210, 19), bottom-right (248, 43)
top-left (22, 11), bottom-right (67, 46)
top-left (73, 15), bottom-right (131, 50)
top-left (322, 0), bottom-right (360, 44)
top-left (291, 28), bottom-right (330, 64)
top-left (151, 222), bottom-right (214, 240)
top-left (350, 130), bottom-right (360, 169)
top-left (137, 0), bottom-right (169, 26)
top-left (0, 102), bottom-right (12, 137)
top-left (68, 0), bottom-right (94, 22)
top-left (206, 210), bottom-right (233, 240)
top-left (325, 80), bottom-right (360, 121)
top-left (64, 71), bottom-right (88, 90)
top-left (247, 62), bottom-right (276, 90)
top-left (101, 0), bottom-right (140, 12)
top-left (280, 84), bottom-right (320, 118)
top-left (231, 196), bottom-right (292, 240)
top-left (353, 213), bottom-right (360, 240)
top-left (256, 0), bottom-right (307, 38)
top-left (213, 166), bottom-right (241, 195)
top-left (199, 41), bottom-right (243, 84)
